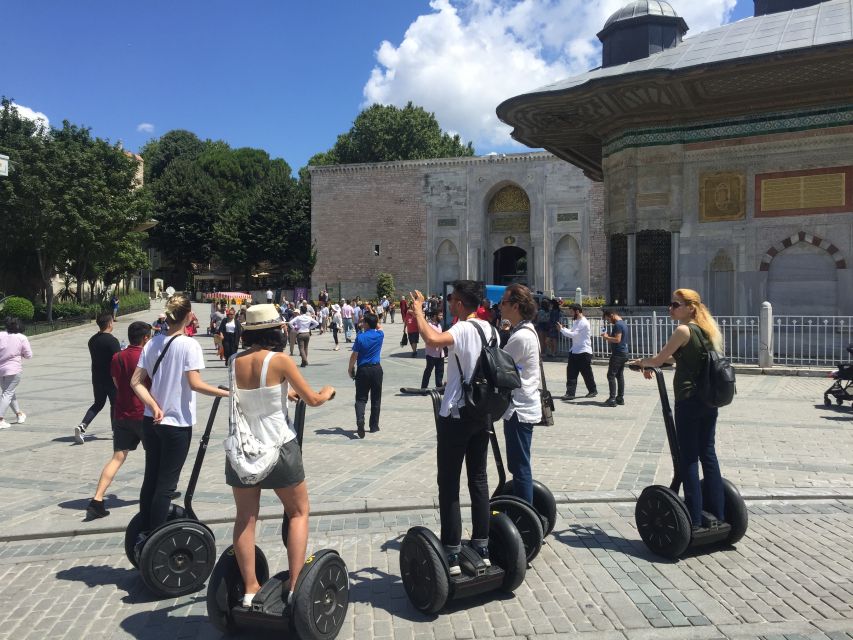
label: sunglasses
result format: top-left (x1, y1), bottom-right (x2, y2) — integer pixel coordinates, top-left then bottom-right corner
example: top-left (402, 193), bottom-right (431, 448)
top-left (669, 301), bottom-right (683, 309)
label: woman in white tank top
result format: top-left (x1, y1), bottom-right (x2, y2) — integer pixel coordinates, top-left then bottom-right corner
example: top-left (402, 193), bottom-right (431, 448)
top-left (230, 306), bottom-right (335, 608)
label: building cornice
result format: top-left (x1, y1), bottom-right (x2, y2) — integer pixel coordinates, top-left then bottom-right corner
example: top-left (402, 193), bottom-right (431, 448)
top-left (307, 151), bottom-right (555, 175)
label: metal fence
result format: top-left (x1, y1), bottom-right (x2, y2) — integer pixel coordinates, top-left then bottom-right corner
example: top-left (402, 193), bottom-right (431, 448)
top-left (557, 314), bottom-right (853, 368)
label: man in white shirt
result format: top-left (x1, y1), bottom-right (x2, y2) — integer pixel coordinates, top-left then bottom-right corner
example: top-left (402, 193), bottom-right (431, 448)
top-left (266, 289), bottom-right (273, 304)
top-left (557, 303), bottom-right (597, 400)
top-left (288, 306), bottom-right (320, 367)
top-left (341, 300), bottom-right (354, 343)
top-left (411, 281), bottom-right (492, 578)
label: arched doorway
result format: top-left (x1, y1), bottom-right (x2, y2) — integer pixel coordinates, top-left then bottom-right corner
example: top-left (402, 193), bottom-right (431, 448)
top-left (435, 240), bottom-right (460, 292)
top-left (493, 247), bottom-right (527, 286)
top-left (768, 242), bottom-right (837, 316)
top-left (553, 235), bottom-right (581, 297)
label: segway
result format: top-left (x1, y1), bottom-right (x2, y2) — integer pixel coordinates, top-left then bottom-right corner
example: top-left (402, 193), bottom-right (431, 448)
top-left (401, 387), bottom-right (556, 562)
top-left (206, 397), bottom-right (350, 639)
top-left (123, 390), bottom-right (227, 597)
top-left (398, 388), bottom-right (527, 613)
top-left (629, 365), bottom-right (748, 559)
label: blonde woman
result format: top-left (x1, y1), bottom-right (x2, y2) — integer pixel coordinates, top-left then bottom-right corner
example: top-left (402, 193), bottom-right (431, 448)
top-left (629, 288), bottom-right (725, 531)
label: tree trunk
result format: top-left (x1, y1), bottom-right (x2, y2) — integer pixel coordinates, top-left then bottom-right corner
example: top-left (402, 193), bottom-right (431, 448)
top-left (36, 249), bottom-right (55, 322)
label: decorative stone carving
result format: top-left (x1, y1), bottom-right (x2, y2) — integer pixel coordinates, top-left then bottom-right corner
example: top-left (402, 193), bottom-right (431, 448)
top-left (699, 172), bottom-right (746, 222)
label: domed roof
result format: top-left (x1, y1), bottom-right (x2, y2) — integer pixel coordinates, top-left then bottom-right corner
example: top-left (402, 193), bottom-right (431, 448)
top-left (603, 0), bottom-right (680, 29)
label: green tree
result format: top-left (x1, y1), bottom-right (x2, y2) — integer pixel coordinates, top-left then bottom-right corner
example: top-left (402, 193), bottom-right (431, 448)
top-left (312, 102), bottom-right (474, 166)
top-left (139, 129), bottom-right (206, 183)
top-left (376, 273), bottom-right (395, 300)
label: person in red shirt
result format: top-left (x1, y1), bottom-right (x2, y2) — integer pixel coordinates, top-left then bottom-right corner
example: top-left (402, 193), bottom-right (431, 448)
top-left (404, 308), bottom-right (420, 357)
top-left (85, 321), bottom-right (152, 520)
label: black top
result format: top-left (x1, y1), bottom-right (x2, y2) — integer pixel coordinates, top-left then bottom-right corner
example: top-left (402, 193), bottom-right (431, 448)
top-left (89, 332), bottom-right (121, 385)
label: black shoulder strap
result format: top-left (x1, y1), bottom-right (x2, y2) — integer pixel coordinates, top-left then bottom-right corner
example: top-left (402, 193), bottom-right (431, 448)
top-left (152, 335), bottom-right (178, 379)
top-left (453, 319), bottom-right (493, 383)
top-left (688, 323), bottom-right (713, 354)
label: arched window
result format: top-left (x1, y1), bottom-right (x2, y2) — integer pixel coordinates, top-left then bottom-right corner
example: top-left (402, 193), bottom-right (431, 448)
top-left (435, 240), bottom-right (460, 290)
top-left (488, 185), bottom-right (530, 214)
top-left (768, 242), bottom-right (837, 316)
top-left (553, 235), bottom-right (582, 297)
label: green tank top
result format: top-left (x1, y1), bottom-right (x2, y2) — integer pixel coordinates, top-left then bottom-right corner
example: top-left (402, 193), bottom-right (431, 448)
top-left (672, 323), bottom-right (707, 402)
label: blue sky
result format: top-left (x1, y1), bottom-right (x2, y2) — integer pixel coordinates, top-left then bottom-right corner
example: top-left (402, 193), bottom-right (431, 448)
top-left (4, 1), bottom-right (753, 173)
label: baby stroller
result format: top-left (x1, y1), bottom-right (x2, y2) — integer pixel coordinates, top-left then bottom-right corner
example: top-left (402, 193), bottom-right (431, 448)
top-left (824, 344), bottom-right (853, 408)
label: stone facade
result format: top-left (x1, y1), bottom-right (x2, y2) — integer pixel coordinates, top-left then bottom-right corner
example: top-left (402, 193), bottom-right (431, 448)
top-left (310, 152), bottom-right (605, 300)
top-left (603, 113), bottom-right (853, 316)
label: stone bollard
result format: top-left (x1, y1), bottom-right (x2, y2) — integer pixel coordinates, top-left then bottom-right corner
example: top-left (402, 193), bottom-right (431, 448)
top-left (575, 287), bottom-right (582, 305)
top-left (759, 301), bottom-right (773, 368)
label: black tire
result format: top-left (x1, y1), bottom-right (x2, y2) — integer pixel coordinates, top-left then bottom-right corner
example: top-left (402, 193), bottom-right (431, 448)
top-left (489, 496), bottom-right (544, 563)
top-left (635, 485), bottom-right (691, 559)
top-left (488, 511), bottom-right (526, 592)
top-left (206, 545), bottom-right (269, 634)
top-left (123, 504), bottom-right (186, 568)
top-left (837, 397), bottom-right (845, 406)
top-left (721, 478), bottom-right (748, 545)
top-left (293, 552), bottom-right (350, 640)
top-left (400, 529), bottom-right (449, 614)
top-left (139, 520), bottom-right (216, 597)
top-left (501, 480), bottom-right (558, 537)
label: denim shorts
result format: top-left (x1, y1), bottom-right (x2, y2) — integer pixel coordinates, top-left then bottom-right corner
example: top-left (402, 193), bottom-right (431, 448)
top-left (225, 439), bottom-right (305, 489)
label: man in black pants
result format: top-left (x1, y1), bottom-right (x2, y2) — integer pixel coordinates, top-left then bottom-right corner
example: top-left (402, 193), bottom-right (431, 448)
top-left (348, 312), bottom-right (384, 438)
top-left (556, 303), bottom-right (597, 400)
top-left (75, 313), bottom-right (120, 444)
top-left (410, 281), bottom-right (492, 577)
top-left (600, 309), bottom-right (630, 407)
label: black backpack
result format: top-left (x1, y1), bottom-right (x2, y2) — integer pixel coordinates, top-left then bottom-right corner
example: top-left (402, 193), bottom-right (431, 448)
top-left (688, 324), bottom-right (736, 408)
top-left (455, 320), bottom-right (521, 421)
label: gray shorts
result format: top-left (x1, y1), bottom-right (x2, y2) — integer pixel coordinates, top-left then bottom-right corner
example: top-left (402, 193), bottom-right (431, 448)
top-left (225, 439), bottom-right (305, 489)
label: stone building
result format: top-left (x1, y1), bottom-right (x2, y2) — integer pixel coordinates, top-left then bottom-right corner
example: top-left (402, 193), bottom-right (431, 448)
top-left (310, 153), bottom-right (605, 300)
top-left (498, 0), bottom-right (853, 316)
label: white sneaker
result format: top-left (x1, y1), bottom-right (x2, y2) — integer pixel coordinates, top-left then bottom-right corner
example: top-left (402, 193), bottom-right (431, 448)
top-left (242, 592), bottom-right (256, 608)
top-left (15, 413), bottom-right (26, 424)
top-left (0, 419), bottom-right (10, 430)
top-left (74, 424), bottom-right (86, 444)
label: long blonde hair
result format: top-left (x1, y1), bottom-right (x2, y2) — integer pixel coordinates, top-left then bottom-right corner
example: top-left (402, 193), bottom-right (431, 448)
top-left (674, 288), bottom-right (723, 352)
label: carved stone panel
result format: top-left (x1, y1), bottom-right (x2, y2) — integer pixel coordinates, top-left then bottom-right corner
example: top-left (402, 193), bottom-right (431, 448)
top-left (699, 172), bottom-right (746, 222)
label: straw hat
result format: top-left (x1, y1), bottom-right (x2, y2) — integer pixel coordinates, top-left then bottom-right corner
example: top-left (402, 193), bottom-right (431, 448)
top-left (242, 304), bottom-right (284, 331)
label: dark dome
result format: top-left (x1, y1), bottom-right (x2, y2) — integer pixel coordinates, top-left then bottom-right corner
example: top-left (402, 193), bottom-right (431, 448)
top-left (603, 0), bottom-right (680, 29)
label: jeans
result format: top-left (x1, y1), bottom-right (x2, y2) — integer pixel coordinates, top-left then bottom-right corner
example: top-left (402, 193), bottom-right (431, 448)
top-left (421, 355), bottom-right (445, 388)
top-left (565, 352), bottom-right (596, 396)
top-left (343, 317), bottom-right (354, 341)
top-left (139, 418), bottom-right (192, 531)
top-left (606, 352), bottom-right (628, 400)
top-left (436, 413), bottom-right (490, 552)
top-left (0, 373), bottom-right (22, 418)
top-left (81, 380), bottom-right (116, 427)
top-left (355, 364), bottom-right (383, 430)
top-left (296, 332), bottom-right (311, 365)
top-left (331, 325), bottom-right (339, 346)
top-left (503, 413), bottom-right (534, 504)
top-left (674, 395), bottom-right (724, 524)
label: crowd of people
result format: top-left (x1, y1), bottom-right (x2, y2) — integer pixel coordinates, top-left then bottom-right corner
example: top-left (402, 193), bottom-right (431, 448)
top-left (0, 281), bottom-right (729, 597)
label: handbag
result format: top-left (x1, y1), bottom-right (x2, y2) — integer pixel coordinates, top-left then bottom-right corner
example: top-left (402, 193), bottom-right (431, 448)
top-left (522, 326), bottom-right (555, 426)
top-left (223, 356), bottom-right (287, 485)
top-left (400, 331), bottom-right (408, 347)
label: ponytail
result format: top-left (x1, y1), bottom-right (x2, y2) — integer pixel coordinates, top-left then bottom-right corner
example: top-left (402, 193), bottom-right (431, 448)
top-left (674, 288), bottom-right (723, 353)
top-left (164, 294), bottom-right (192, 326)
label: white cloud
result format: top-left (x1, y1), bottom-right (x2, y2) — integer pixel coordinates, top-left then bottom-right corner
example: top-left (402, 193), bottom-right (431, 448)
top-left (11, 103), bottom-right (50, 131)
top-left (363, 0), bottom-right (737, 150)
top-left (136, 122), bottom-right (155, 133)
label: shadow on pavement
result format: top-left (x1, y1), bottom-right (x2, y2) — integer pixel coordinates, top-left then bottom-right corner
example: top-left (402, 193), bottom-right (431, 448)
top-left (119, 601), bottom-right (226, 640)
top-left (553, 524), bottom-right (665, 563)
top-left (388, 350), bottom-right (421, 359)
top-left (57, 493), bottom-right (138, 512)
top-left (52, 434), bottom-right (111, 444)
top-left (313, 427), bottom-right (362, 440)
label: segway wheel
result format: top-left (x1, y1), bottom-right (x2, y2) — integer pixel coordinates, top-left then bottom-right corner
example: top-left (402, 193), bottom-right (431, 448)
top-left (399, 529), bottom-right (450, 614)
top-left (635, 485), bottom-right (691, 559)
top-left (139, 520), bottom-right (216, 597)
top-left (488, 511), bottom-right (526, 593)
top-left (501, 480), bottom-right (558, 537)
top-left (837, 397), bottom-right (845, 406)
top-left (489, 496), bottom-right (544, 563)
top-left (824, 395), bottom-right (832, 407)
top-left (722, 478), bottom-right (748, 545)
top-left (293, 552), bottom-right (350, 640)
top-left (206, 545), bottom-right (269, 633)
top-left (123, 503), bottom-right (187, 567)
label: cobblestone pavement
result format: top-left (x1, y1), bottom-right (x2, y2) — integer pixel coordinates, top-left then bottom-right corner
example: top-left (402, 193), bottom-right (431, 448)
top-left (1, 305), bottom-right (852, 638)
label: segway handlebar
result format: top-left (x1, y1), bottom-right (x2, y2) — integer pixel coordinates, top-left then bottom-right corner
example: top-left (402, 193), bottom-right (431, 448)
top-left (184, 388), bottom-right (228, 519)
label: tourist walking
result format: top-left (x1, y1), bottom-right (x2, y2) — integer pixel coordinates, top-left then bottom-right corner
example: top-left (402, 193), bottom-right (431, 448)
top-left (410, 281), bottom-right (493, 576)
top-left (601, 309), bottom-right (630, 407)
top-left (85, 321), bottom-right (152, 519)
top-left (404, 307), bottom-right (420, 357)
top-left (227, 304), bottom-right (335, 608)
top-left (75, 313), bottom-right (121, 444)
top-left (499, 284), bottom-right (542, 505)
top-left (348, 312), bottom-right (384, 438)
top-left (131, 294), bottom-right (228, 538)
top-left (288, 305), bottom-right (319, 367)
top-left (557, 303), bottom-right (597, 400)
top-left (111, 293), bottom-right (120, 321)
top-left (629, 289), bottom-right (726, 529)
top-left (0, 317), bottom-right (32, 429)
top-left (217, 308), bottom-right (242, 364)
top-left (420, 311), bottom-right (445, 388)
top-left (330, 303), bottom-right (342, 351)
top-left (341, 299), bottom-right (354, 342)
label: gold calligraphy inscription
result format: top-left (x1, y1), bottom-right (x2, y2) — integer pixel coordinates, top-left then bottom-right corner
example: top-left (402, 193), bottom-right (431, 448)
top-left (699, 172), bottom-right (745, 222)
top-left (761, 173), bottom-right (845, 211)
top-left (491, 215), bottom-right (530, 233)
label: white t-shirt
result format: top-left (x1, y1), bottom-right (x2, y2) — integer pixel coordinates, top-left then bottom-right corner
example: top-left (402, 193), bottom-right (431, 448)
top-left (501, 323), bottom-right (542, 423)
top-left (138, 334), bottom-right (205, 427)
top-left (440, 318), bottom-right (495, 418)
